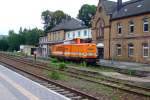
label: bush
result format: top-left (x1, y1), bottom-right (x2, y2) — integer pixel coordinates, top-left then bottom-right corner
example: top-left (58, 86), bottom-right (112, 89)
top-left (51, 58), bottom-right (58, 63)
top-left (81, 61), bottom-right (87, 67)
top-left (127, 70), bottom-right (136, 76)
top-left (50, 71), bottom-right (60, 80)
top-left (58, 63), bottom-right (67, 70)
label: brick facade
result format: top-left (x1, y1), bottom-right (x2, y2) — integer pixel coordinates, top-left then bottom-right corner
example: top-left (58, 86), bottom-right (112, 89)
top-left (92, 0), bottom-right (150, 63)
top-left (110, 14), bottom-right (150, 63)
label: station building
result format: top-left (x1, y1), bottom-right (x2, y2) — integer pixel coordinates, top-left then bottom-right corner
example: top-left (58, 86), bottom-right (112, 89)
top-left (92, 0), bottom-right (150, 63)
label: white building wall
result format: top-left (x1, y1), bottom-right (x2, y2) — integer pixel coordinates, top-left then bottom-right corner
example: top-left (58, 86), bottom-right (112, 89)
top-left (65, 28), bottom-right (92, 41)
top-left (38, 36), bottom-right (49, 58)
top-left (20, 45), bottom-right (35, 56)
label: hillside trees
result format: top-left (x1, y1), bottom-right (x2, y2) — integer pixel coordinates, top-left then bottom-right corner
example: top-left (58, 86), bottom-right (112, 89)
top-left (0, 37), bottom-right (9, 51)
top-left (0, 28), bottom-right (44, 51)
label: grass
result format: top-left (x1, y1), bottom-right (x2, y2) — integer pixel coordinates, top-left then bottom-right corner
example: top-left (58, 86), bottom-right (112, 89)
top-left (80, 61), bottom-right (87, 67)
top-left (126, 69), bottom-right (136, 76)
top-left (51, 58), bottom-right (58, 63)
top-left (7, 51), bottom-right (27, 57)
top-left (44, 70), bottom-right (69, 80)
top-left (49, 58), bottom-right (68, 70)
top-left (49, 57), bottom-right (115, 73)
top-left (50, 71), bottom-right (60, 80)
top-left (58, 62), bottom-right (67, 70)
top-left (43, 69), bottom-right (114, 95)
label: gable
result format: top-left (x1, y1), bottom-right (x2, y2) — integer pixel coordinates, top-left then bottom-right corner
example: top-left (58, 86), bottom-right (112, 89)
top-left (92, 0), bottom-right (113, 28)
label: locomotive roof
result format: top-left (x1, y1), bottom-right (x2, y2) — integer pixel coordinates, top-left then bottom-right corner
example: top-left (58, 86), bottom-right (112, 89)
top-left (53, 43), bottom-right (96, 46)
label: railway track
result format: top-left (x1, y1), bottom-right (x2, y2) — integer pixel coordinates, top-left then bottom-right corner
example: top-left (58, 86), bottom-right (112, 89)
top-left (0, 54), bottom-right (99, 100)
top-left (0, 53), bottom-right (150, 98)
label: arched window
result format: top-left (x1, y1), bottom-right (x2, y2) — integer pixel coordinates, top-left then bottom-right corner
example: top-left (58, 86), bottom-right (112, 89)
top-left (98, 19), bottom-right (104, 39)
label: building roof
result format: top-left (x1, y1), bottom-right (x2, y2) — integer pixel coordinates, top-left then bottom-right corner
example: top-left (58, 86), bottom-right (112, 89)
top-left (112, 0), bottom-right (150, 19)
top-left (101, 0), bottom-right (117, 14)
top-left (49, 18), bottom-right (88, 32)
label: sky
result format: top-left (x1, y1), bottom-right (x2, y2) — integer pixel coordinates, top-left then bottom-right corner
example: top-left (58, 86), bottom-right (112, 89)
top-left (0, 0), bottom-right (129, 35)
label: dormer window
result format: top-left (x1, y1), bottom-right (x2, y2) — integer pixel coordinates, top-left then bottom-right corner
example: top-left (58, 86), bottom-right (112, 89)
top-left (137, 4), bottom-right (142, 8)
top-left (124, 9), bottom-right (128, 12)
top-left (143, 18), bottom-right (149, 32)
top-left (117, 23), bottom-right (122, 34)
top-left (129, 21), bottom-right (134, 33)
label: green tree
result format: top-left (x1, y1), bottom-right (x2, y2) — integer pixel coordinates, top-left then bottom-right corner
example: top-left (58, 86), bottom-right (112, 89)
top-left (24, 28), bottom-right (44, 45)
top-left (6, 28), bottom-right (44, 51)
top-left (41, 10), bottom-right (53, 33)
top-left (7, 31), bottom-right (21, 51)
top-left (0, 37), bottom-right (9, 51)
top-left (77, 4), bottom-right (96, 26)
top-left (41, 10), bottom-right (71, 33)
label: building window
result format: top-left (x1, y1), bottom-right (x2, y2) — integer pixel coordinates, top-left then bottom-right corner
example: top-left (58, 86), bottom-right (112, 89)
top-left (53, 33), bottom-right (55, 41)
top-left (117, 23), bottom-right (122, 34)
top-left (78, 31), bottom-right (80, 37)
top-left (84, 30), bottom-right (87, 36)
top-left (143, 18), bottom-right (149, 32)
top-left (57, 33), bottom-right (59, 40)
top-left (73, 32), bottom-right (75, 38)
top-left (143, 43), bottom-right (149, 57)
top-left (128, 44), bottom-right (134, 56)
top-left (56, 33), bottom-right (59, 40)
top-left (117, 44), bottom-right (122, 56)
top-left (129, 21), bottom-right (134, 33)
top-left (68, 33), bottom-right (70, 39)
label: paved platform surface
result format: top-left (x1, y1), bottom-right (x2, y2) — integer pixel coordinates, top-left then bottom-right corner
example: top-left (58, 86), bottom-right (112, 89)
top-left (99, 59), bottom-right (150, 72)
top-left (100, 72), bottom-right (150, 83)
top-left (0, 65), bottom-right (70, 100)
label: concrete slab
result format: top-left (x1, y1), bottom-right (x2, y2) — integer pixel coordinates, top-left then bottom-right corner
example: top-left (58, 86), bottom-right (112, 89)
top-left (0, 65), bottom-right (70, 100)
top-left (0, 82), bottom-right (18, 100)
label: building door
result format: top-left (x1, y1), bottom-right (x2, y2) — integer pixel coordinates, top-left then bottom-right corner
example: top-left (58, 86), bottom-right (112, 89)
top-left (98, 48), bottom-right (104, 59)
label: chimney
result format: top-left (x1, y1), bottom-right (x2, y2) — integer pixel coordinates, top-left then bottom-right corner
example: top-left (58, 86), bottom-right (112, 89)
top-left (117, 0), bottom-right (122, 11)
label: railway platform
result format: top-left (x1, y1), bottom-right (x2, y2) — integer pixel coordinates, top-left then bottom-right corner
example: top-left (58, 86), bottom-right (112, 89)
top-left (99, 59), bottom-right (150, 72)
top-left (0, 65), bottom-right (70, 100)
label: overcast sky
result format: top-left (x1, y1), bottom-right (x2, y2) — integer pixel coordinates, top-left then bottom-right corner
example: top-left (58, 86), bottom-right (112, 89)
top-left (0, 0), bottom-right (129, 35)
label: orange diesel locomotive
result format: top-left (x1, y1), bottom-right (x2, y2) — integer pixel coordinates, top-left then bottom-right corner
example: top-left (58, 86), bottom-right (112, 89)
top-left (50, 38), bottom-right (97, 63)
